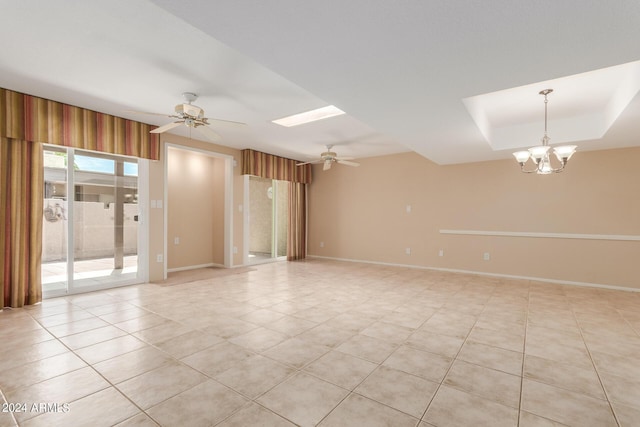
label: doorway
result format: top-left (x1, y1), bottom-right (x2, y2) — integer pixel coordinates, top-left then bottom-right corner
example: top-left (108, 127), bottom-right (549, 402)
top-left (164, 144), bottom-right (233, 277)
top-left (41, 146), bottom-right (146, 297)
top-left (247, 176), bottom-right (288, 264)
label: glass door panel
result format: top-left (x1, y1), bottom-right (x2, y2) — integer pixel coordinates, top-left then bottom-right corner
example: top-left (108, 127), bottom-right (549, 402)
top-left (41, 147), bottom-right (140, 296)
top-left (71, 151), bottom-right (138, 289)
top-left (248, 177), bottom-right (288, 264)
top-left (42, 147), bottom-right (69, 293)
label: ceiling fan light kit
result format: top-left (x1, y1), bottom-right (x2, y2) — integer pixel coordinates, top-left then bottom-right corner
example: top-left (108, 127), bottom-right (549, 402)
top-left (131, 92), bottom-right (245, 143)
top-left (512, 89), bottom-right (577, 174)
top-left (296, 144), bottom-right (360, 171)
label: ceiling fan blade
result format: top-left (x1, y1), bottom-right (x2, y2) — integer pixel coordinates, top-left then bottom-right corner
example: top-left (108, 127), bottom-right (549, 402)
top-left (323, 160), bottom-right (332, 171)
top-left (297, 159), bottom-right (325, 166)
top-left (150, 121), bottom-right (183, 134)
top-left (195, 125), bottom-right (222, 142)
top-left (334, 156), bottom-right (355, 161)
top-left (337, 160), bottom-right (360, 167)
top-left (204, 117), bottom-right (247, 127)
top-left (124, 110), bottom-right (182, 118)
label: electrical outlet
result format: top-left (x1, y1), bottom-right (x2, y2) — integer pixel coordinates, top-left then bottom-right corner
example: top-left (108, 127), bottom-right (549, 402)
top-left (406, 205), bottom-right (412, 213)
top-left (405, 247), bottom-right (411, 255)
top-left (320, 241), bottom-right (324, 248)
top-left (156, 254), bottom-right (163, 263)
top-left (483, 252), bottom-right (490, 261)
top-left (439, 249), bottom-right (444, 257)
top-left (174, 237), bottom-right (180, 245)
top-left (233, 246), bottom-right (238, 254)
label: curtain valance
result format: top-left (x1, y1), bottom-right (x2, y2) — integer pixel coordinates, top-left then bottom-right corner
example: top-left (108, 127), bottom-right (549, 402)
top-left (241, 149), bottom-right (311, 184)
top-left (0, 88), bottom-right (159, 160)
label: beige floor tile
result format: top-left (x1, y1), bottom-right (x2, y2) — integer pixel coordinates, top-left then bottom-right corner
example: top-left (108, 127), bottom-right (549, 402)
top-left (132, 321), bottom-right (192, 345)
top-left (424, 385), bottom-right (518, 427)
top-left (59, 325), bottom-right (127, 350)
top-left (239, 308), bottom-right (286, 325)
top-left (154, 330), bottom-right (224, 359)
top-left (113, 413), bottom-right (159, 427)
top-left (36, 310), bottom-right (95, 328)
top-left (519, 410), bottom-right (570, 426)
top-left (4, 260), bottom-right (640, 427)
top-left (229, 327), bottom-right (290, 352)
top-left (591, 350), bottom-right (640, 381)
top-left (74, 335), bottom-right (147, 364)
top-left (181, 342), bottom-right (255, 377)
top-left (116, 362), bottom-right (208, 409)
top-left (599, 371), bottom-right (640, 410)
top-left (297, 324), bottom-right (355, 348)
top-left (0, 410), bottom-right (16, 427)
top-left (146, 380), bottom-right (247, 427)
top-left (360, 321), bottom-right (414, 344)
top-left (378, 311), bottom-right (428, 329)
top-left (611, 402), bottom-right (640, 427)
top-left (406, 329), bottom-right (465, 358)
top-left (324, 312), bottom-right (377, 333)
top-left (383, 345), bottom-right (452, 383)
top-left (444, 360), bottom-right (521, 408)
top-left (264, 316), bottom-right (318, 337)
top-left (355, 365), bottom-right (438, 418)
top-left (202, 316), bottom-right (260, 339)
top-left (45, 317), bottom-right (110, 338)
top-left (0, 352), bottom-right (86, 392)
top-left (21, 387), bottom-right (139, 427)
top-left (1, 329), bottom-right (54, 351)
top-left (293, 306), bottom-right (340, 323)
top-left (93, 346), bottom-right (174, 384)
top-left (113, 314), bottom-right (170, 333)
top-left (0, 340), bottom-right (69, 371)
top-left (257, 372), bottom-right (349, 427)
top-left (215, 354), bottom-right (295, 398)
top-left (521, 379), bottom-right (617, 427)
top-left (262, 337), bottom-right (331, 368)
top-left (457, 341), bottom-right (523, 376)
top-left (217, 402), bottom-right (296, 427)
top-left (319, 393), bottom-right (418, 427)
top-left (98, 307), bottom-right (150, 324)
top-left (467, 326), bottom-right (524, 352)
top-left (6, 367), bottom-right (110, 423)
top-left (335, 334), bottom-right (398, 363)
top-left (525, 340), bottom-right (594, 370)
top-left (304, 350), bottom-right (377, 390)
top-left (523, 355), bottom-right (605, 399)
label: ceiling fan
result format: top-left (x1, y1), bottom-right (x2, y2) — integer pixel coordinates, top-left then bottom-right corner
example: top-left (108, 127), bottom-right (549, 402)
top-left (297, 145), bottom-right (360, 171)
top-left (127, 92), bottom-right (245, 142)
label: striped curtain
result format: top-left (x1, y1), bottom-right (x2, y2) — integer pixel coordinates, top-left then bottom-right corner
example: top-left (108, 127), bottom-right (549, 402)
top-left (241, 149), bottom-right (311, 184)
top-left (0, 138), bottom-right (43, 308)
top-left (0, 88), bottom-right (159, 160)
top-left (0, 87), bottom-right (159, 307)
top-left (287, 182), bottom-right (307, 260)
top-left (242, 149), bottom-right (311, 260)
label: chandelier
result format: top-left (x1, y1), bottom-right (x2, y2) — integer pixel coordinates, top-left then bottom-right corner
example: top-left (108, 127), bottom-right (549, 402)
top-left (512, 89), bottom-right (576, 174)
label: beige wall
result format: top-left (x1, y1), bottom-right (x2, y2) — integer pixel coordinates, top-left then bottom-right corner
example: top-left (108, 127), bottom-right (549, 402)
top-left (308, 147), bottom-right (640, 289)
top-left (147, 134), bottom-right (244, 281)
top-left (167, 147), bottom-right (225, 270)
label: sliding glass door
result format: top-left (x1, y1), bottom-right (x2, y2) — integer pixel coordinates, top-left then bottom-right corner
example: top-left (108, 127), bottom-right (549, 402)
top-left (42, 146), bottom-right (144, 296)
top-left (248, 177), bottom-right (288, 263)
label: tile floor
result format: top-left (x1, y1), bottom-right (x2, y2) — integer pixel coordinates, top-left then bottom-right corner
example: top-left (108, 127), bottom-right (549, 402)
top-left (1, 259), bottom-right (639, 426)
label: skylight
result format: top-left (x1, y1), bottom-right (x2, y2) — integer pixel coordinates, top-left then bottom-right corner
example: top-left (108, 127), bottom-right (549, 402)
top-left (272, 105), bottom-right (345, 127)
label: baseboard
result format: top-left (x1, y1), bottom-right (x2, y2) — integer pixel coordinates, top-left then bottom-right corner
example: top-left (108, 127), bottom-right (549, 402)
top-left (307, 255), bottom-right (640, 293)
top-left (167, 263), bottom-right (223, 273)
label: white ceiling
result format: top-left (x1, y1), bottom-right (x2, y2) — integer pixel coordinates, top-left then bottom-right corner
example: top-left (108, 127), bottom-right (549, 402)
top-left (1, 1), bottom-right (639, 164)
